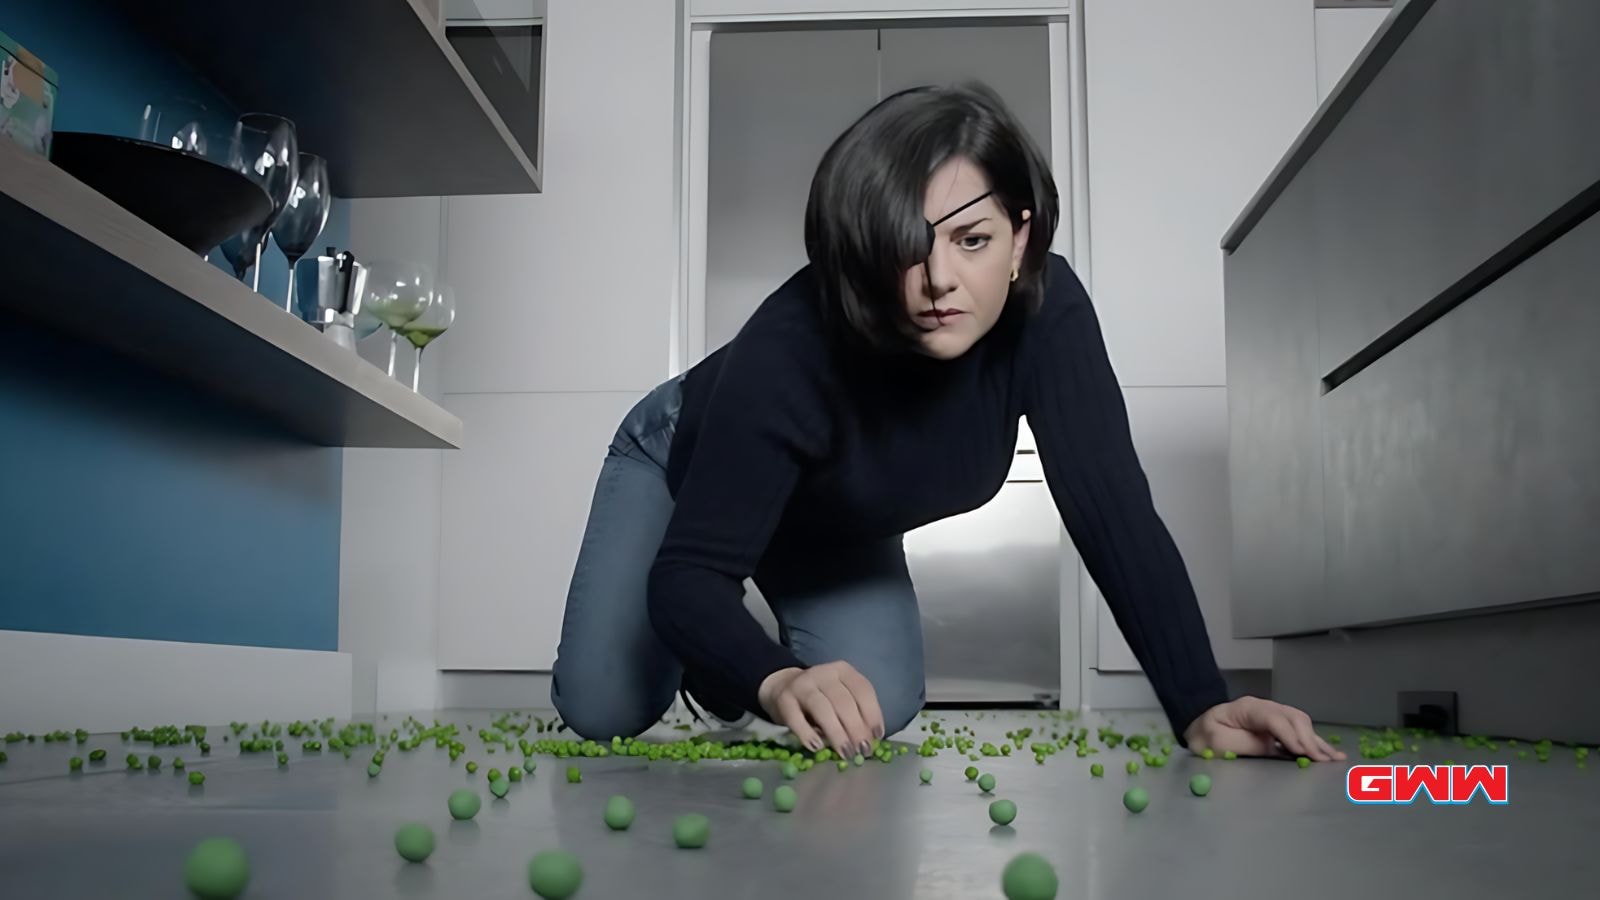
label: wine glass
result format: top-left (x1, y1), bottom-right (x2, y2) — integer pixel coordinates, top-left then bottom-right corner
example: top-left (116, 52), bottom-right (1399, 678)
top-left (363, 260), bottom-right (434, 378)
top-left (271, 153), bottom-right (331, 316)
top-left (227, 113), bottom-right (298, 293)
top-left (217, 232), bottom-right (253, 281)
top-left (397, 284), bottom-right (455, 392)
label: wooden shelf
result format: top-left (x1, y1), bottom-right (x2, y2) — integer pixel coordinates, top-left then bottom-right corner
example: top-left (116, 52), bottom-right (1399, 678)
top-left (129, 0), bottom-right (540, 198)
top-left (0, 138), bottom-right (463, 449)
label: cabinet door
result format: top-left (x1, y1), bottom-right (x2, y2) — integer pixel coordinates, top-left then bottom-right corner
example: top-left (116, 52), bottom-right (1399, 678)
top-left (1318, 210), bottom-right (1600, 630)
top-left (703, 29), bottom-right (879, 353)
top-left (878, 24), bottom-right (1052, 162)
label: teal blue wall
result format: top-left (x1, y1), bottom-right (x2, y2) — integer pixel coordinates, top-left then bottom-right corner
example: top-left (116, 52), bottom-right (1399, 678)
top-left (1, 0), bottom-right (349, 651)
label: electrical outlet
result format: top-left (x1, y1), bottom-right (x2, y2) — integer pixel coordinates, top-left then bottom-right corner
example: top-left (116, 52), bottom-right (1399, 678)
top-left (1397, 691), bottom-right (1458, 735)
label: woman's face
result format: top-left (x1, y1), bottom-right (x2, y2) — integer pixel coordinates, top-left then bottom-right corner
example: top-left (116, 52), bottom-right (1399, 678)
top-left (899, 156), bottom-right (1031, 360)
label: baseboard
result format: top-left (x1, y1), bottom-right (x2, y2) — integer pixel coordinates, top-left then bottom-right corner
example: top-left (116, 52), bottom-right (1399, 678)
top-left (0, 630), bottom-right (353, 733)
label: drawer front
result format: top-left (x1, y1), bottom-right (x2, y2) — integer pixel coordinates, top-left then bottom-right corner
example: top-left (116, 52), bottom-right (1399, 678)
top-left (1308, 0), bottom-right (1600, 377)
top-left (1319, 210), bottom-right (1600, 628)
top-left (1224, 173), bottom-right (1327, 638)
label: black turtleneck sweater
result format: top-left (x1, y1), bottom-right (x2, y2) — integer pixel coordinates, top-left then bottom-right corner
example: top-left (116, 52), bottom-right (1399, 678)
top-left (648, 251), bottom-right (1229, 743)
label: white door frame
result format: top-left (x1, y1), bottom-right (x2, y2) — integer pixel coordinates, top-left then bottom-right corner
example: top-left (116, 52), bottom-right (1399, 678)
top-left (668, 0), bottom-right (1097, 713)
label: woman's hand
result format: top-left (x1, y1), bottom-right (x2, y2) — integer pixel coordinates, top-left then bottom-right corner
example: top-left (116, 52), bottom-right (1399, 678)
top-left (759, 662), bottom-right (885, 760)
top-left (1183, 695), bottom-right (1347, 762)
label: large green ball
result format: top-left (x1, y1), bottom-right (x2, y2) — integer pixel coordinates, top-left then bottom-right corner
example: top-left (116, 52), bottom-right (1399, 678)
top-left (603, 795), bottom-right (635, 830)
top-left (672, 813), bottom-right (710, 848)
top-left (448, 788), bottom-right (481, 820)
top-left (527, 850), bottom-right (583, 899)
top-left (989, 798), bottom-right (1018, 826)
top-left (1001, 851), bottom-right (1058, 900)
top-left (393, 823), bottom-right (435, 863)
top-left (183, 837), bottom-right (250, 900)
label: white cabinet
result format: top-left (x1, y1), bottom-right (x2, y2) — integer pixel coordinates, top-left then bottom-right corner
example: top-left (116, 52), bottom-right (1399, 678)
top-left (1093, 386), bottom-right (1272, 672)
top-left (1082, 0), bottom-right (1317, 388)
top-left (437, 390), bottom-right (644, 670)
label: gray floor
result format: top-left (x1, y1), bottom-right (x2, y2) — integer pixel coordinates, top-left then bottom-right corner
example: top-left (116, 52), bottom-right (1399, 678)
top-left (0, 708), bottom-right (1590, 898)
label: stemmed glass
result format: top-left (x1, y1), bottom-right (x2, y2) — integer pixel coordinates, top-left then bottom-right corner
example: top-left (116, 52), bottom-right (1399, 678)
top-left (397, 284), bottom-right (455, 392)
top-left (271, 153), bottom-right (331, 316)
top-left (227, 113), bottom-right (298, 293)
top-left (363, 260), bottom-right (434, 378)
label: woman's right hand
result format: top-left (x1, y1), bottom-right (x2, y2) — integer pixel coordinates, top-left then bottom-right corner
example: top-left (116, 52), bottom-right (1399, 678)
top-left (758, 661), bottom-right (885, 760)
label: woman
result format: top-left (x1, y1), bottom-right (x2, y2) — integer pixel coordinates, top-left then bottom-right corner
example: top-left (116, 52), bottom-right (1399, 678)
top-left (552, 82), bottom-right (1344, 765)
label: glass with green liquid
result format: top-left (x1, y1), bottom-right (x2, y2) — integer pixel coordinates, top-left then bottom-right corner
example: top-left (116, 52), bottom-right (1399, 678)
top-left (363, 260), bottom-right (434, 378)
top-left (396, 285), bottom-right (456, 392)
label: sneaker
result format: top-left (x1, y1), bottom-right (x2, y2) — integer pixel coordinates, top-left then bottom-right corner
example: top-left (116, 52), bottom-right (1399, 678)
top-left (679, 669), bottom-right (753, 730)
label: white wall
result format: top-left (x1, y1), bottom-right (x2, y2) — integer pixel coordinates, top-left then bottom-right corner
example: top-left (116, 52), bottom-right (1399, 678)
top-left (1080, 0), bottom-right (1321, 684)
top-left (340, 196), bottom-right (449, 714)
top-left (433, 0), bottom-right (679, 670)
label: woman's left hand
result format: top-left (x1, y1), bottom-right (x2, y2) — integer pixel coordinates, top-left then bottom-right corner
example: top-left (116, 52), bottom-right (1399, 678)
top-left (1183, 695), bottom-right (1347, 762)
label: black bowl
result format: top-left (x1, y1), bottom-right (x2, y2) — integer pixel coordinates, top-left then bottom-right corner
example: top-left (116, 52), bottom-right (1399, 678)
top-left (49, 131), bottom-right (274, 256)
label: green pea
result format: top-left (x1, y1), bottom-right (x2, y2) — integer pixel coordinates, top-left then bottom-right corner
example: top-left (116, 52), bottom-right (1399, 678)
top-left (603, 795), bottom-right (635, 830)
top-left (173, 758), bottom-right (186, 770)
top-left (1090, 763), bottom-right (1104, 777)
top-left (509, 766), bottom-right (524, 782)
top-left (919, 768), bottom-right (933, 784)
top-left (1126, 760), bottom-right (1139, 775)
top-left (566, 766), bottom-right (582, 784)
top-left (978, 773), bottom-right (996, 794)
top-left (188, 771), bottom-right (205, 786)
top-left (1189, 774), bottom-right (1212, 796)
top-left (1223, 750), bottom-right (1236, 760)
top-left (465, 761), bottom-right (478, 774)
top-left (147, 755), bottom-right (161, 770)
top-left (1296, 756), bottom-right (1311, 769)
top-left (781, 761), bottom-right (799, 780)
top-left (741, 777), bottom-right (763, 799)
top-left (1200, 748), bottom-right (1215, 760)
top-left (965, 765), bottom-right (979, 781)
top-left (989, 798), bottom-right (1017, 826)
top-left (88, 749), bottom-right (106, 763)
top-left (852, 753), bottom-right (864, 766)
top-left (69, 757), bottom-right (84, 772)
top-left (1123, 787), bottom-right (1149, 813)
top-left (773, 784), bottom-right (797, 813)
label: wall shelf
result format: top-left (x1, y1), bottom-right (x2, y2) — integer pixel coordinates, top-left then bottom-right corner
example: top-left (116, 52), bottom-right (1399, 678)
top-left (0, 138), bottom-right (463, 449)
top-left (129, 0), bottom-right (541, 198)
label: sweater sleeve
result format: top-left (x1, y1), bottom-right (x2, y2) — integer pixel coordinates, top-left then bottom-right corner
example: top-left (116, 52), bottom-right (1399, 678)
top-left (646, 316), bottom-right (833, 717)
top-left (1021, 256), bottom-right (1231, 746)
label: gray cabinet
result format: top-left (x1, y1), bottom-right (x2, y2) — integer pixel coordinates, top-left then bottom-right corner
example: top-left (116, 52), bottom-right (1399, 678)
top-left (1224, 0), bottom-right (1600, 637)
top-left (1308, 0), bottom-right (1600, 377)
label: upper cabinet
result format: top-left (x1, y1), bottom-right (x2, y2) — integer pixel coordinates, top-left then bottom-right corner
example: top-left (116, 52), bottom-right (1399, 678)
top-left (134, 0), bottom-right (544, 198)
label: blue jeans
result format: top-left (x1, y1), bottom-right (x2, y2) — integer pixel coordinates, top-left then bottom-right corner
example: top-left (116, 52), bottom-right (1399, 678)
top-left (550, 374), bottom-right (927, 741)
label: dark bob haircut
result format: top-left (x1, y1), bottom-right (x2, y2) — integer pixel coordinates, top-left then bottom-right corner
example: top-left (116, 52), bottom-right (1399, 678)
top-left (803, 80), bottom-right (1060, 354)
